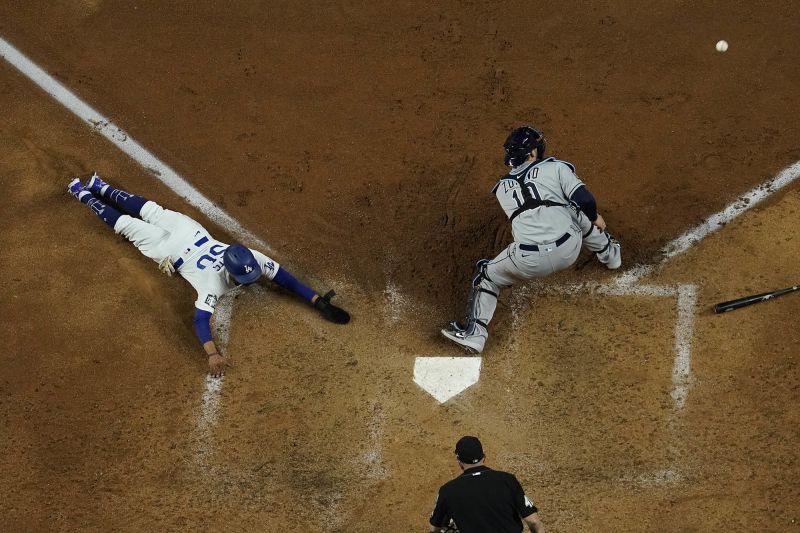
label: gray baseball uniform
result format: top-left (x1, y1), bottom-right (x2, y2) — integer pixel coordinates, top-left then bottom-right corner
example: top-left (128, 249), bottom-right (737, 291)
top-left (445, 156), bottom-right (620, 353)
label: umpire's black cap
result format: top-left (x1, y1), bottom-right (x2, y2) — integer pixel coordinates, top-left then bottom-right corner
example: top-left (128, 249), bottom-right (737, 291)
top-left (455, 436), bottom-right (484, 464)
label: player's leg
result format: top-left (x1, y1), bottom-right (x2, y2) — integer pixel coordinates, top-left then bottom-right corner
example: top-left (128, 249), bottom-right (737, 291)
top-left (68, 178), bottom-right (124, 229)
top-left (574, 211), bottom-right (621, 269)
top-left (69, 178), bottom-right (171, 262)
top-left (442, 232), bottom-right (584, 353)
top-left (442, 247), bottom-right (522, 353)
top-left (85, 172), bottom-right (148, 217)
top-left (86, 172), bottom-right (202, 233)
top-left (114, 215), bottom-right (172, 262)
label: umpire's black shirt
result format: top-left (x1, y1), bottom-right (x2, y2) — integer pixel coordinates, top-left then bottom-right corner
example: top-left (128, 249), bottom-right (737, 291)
top-left (430, 465), bottom-right (538, 533)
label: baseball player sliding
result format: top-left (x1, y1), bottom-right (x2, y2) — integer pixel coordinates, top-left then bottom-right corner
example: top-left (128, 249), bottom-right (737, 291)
top-left (68, 173), bottom-right (350, 377)
top-left (442, 126), bottom-right (621, 353)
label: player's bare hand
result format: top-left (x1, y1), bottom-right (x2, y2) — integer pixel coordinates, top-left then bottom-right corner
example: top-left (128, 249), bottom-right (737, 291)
top-left (208, 353), bottom-right (232, 378)
top-left (593, 214), bottom-right (607, 232)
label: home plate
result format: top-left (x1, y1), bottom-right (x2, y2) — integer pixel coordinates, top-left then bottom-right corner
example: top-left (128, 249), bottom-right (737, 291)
top-left (413, 357), bottom-right (482, 403)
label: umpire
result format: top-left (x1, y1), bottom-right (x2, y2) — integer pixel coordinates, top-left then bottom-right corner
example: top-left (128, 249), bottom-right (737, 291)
top-left (428, 436), bottom-right (545, 533)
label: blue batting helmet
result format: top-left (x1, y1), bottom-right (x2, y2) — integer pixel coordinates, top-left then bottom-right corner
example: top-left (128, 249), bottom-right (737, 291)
top-left (223, 244), bottom-right (262, 284)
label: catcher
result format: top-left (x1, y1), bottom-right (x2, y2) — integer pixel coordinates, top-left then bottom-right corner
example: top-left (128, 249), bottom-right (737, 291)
top-left (442, 125), bottom-right (621, 353)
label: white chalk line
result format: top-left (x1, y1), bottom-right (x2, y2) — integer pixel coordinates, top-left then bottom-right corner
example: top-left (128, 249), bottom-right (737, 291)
top-left (671, 285), bottom-right (696, 409)
top-left (0, 35), bottom-right (270, 464)
top-left (531, 281), bottom-right (696, 409)
top-left (0, 36), bottom-right (270, 252)
top-left (192, 288), bottom-right (241, 469)
top-left (360, 401), bottom-right (389, 481)
top-left (626, 160), bottom-right (800, 285)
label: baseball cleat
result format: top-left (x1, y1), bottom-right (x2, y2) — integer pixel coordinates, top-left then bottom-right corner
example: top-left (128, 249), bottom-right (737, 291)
top-left (67, 178), bottom-right (88, 200)
top-left (86, 172), bottom-right (108, 194)
top-left (446, 320), bottom-right (467, 333)
top-left (441, 327), bottom-right (486, 354)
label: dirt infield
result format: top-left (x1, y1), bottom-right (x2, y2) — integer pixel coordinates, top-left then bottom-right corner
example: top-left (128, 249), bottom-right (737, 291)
top-left (1, 1), bottom-right (799, 531)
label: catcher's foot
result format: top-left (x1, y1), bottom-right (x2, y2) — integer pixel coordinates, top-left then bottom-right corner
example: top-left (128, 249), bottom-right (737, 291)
top-left (441, 324), bottom-right (486, 354)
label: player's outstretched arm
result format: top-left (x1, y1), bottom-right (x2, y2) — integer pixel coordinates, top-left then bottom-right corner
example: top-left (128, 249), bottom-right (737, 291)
top-left (193, 309), bottom-right (233, 377)
top-left (268, 265), bottom-right (351, 324)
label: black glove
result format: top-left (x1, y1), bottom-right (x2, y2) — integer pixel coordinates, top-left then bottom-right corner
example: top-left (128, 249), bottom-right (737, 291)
top-left (314, 290), bottom-right (351, 324)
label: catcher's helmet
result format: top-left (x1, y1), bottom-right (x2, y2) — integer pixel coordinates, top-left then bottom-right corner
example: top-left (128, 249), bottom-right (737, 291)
top-left (503, 126), bottom-right (546, 167)
top-left (223, 243), bottom-right (262, 284)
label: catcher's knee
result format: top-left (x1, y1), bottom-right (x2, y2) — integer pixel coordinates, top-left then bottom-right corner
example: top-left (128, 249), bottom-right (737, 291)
top-left (471, 259), bottom-right (494, 288)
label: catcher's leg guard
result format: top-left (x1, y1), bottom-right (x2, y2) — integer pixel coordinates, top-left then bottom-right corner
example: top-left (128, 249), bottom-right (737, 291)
top-left (442, 260), bottom-right (498, 353)
top-left (591, 231), bottom-right (621, 270)
top-left (465, 259), bottom-right (500, 334)
top-left (578, 213), bottom-right (622, 270)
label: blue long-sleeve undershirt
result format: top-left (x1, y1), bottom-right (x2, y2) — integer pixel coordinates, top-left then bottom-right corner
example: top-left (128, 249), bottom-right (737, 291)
top-left (193, 309), bottom-right (214, 344)
top-left (191, 266), bottom-right (316, 346)
top-left (272, 266), bottom-right (316, 302)
top-left (570, 185), bottom-right (598, 222)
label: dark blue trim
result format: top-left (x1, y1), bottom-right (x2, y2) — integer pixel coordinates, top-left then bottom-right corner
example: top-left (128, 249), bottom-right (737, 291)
top-left (86, 196), bottom-right (123, 229)
top-left (105, 188), bottom-right (148, 217)
top-left (569, 184), bottom-right (597, 222)
top-left (173, 257), bottom-right (184, 270)
top-left (194, 236), bottom-right (209, 246)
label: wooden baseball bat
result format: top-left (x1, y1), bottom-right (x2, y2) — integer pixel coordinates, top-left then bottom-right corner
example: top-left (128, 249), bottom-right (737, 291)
top-left (713, 285), bottom-right (800, 313)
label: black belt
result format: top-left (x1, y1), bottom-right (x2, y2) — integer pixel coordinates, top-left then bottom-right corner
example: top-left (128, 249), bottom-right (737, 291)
top-left (519, 232), bottom-right (571, 252)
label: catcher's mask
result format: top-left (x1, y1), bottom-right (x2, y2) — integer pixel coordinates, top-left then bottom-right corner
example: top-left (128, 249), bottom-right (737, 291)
top-left (223, 243), bottom-right (262, 284)
top-left (503, 126), bottom-right (546, 167)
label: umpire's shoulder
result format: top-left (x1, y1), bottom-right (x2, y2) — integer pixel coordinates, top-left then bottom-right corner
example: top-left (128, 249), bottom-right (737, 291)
top-left (488, 468), bottom-right (524, 487)
top-left (439, 474), bottom-right (463, 492)
top-left (489, 468), bottom-right (517, 479)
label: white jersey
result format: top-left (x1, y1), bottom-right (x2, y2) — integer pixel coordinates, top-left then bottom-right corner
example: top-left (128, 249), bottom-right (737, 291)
top-left (491, 157), bottom-right (585, 244)
top-left (173, 229), bottom-right (280, 312)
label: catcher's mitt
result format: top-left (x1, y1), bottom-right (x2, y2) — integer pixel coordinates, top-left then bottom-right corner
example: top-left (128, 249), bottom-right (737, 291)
top-left (314, 290), bottom-right (351, 324)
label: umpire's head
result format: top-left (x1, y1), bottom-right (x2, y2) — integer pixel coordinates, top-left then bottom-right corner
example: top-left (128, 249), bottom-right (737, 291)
top-left (455, 436), bottom-right (485, 468)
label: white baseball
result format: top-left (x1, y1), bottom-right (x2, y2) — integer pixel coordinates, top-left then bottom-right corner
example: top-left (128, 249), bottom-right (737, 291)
top-left (715, 40), bottom-right (729, 52)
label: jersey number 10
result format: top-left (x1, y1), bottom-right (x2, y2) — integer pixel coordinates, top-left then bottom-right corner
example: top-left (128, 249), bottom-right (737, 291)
top-left (511, 167), bottom-right (541, 208)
